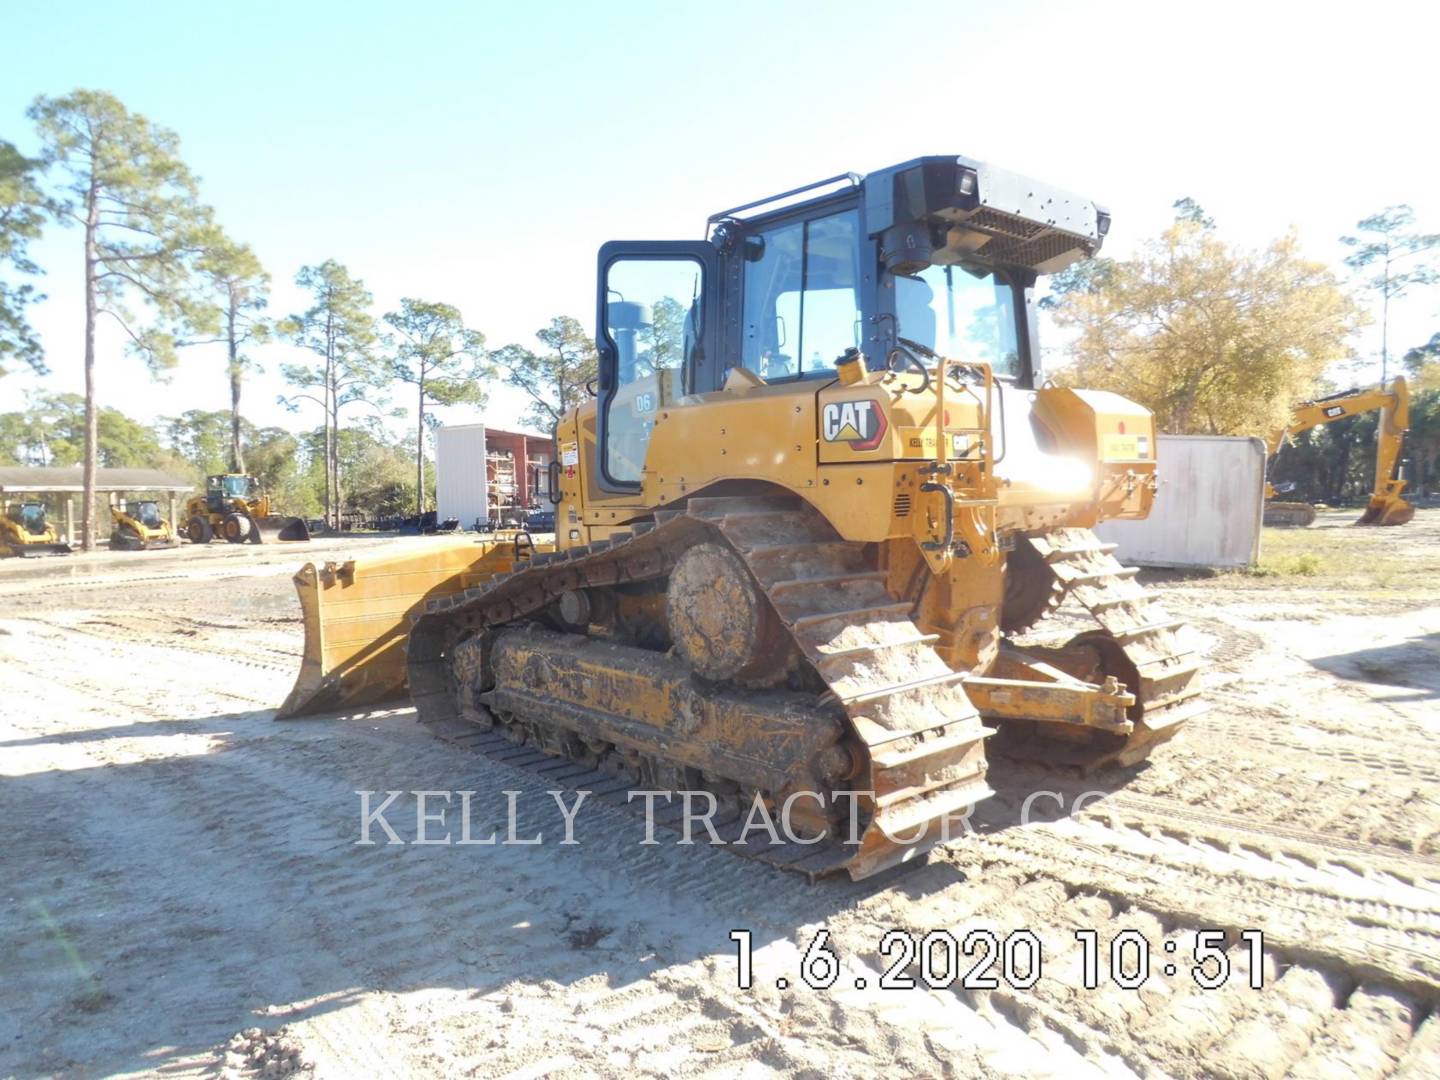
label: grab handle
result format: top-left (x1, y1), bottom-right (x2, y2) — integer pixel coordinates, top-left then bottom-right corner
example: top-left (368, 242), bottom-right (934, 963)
top-left (920, 482), bottom-right (954, 552)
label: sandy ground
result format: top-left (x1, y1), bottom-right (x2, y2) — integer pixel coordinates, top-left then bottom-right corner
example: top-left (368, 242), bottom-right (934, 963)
top-left (1, 513), bottom-right (1438, 1079)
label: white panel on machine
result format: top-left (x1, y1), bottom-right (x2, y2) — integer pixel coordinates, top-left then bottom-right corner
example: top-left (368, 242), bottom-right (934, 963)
top-left (436, 424), bottom-right (487, 530)
top-left (1095, 435), bottom-right (1265, 569)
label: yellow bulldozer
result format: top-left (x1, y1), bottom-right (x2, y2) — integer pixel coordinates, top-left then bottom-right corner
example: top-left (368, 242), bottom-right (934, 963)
top-left (1, 501), bottom-right (73, 557)
top-left (279, 156), bottom-right (1203, 879)
top-left (109, 499), bottom-right (181, 551)
top-left (182, 473), bottom-right (311, 545)
top-left (1264, 377), bottom-right (1414, 527)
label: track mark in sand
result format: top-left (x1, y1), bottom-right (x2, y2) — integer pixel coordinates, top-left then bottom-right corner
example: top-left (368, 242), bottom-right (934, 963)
top-left (1122, 725), bottom-right (1440, 859)
top-left (2, 616), bottom-right (291, 715)
top-left (1086, 797), bottom-right (1440, 896)
top-left (14, 610), bottom-right (300, 675)
top-left (964, 824), bottom-right (1440, 991)
top-left (1197, 706), bottom-right (1440, 784)
top-left (1284, 986), bottom-right (1423, 1080)
top-left (1189, 618), bottom-right (1268, 671)
top-left (870, 859), bottom-right (1440, 1080)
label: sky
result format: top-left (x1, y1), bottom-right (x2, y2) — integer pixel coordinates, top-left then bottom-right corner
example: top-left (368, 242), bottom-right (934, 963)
top-left (2, 0), bottom-right (1438, 443)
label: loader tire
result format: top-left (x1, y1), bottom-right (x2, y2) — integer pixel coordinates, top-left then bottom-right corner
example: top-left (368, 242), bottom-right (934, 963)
top-left (187, 516), bottom-right (214, 545)
top-left (223, 513), bottom-right (251, 543)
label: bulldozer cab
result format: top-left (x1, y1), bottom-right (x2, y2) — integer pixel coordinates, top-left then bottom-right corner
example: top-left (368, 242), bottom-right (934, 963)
top-left (594, 157), bottom-right (1101, 492)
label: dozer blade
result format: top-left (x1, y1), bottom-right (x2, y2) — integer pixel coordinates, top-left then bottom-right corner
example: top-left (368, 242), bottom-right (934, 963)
top-left (250, 515), bottom-right (312, 544)
top-left (278, 538), bottom-right (530, 718)
top-left (1356, 497), bottom-right (1414, 527)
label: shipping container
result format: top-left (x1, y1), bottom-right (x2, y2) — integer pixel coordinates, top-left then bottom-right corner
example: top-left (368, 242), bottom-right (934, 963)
top-left (1095, 434), bottom-right (1265, 569)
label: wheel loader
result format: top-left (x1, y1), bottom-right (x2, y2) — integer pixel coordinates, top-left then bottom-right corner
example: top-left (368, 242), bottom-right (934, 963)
top-left (279, 156), bottom-right (1203, 879)
top-left (183, 474), bottom-right (311, 545)
top-left (109, 499), bottom-right (181, 551)
top-left (1, 501), bottom-right (73, 557)
top-left (1264, 378), bottom-right (1414, 527)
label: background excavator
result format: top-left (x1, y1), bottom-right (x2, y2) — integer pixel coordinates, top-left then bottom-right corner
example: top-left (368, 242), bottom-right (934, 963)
top-left (182, 473), bottom-right (311, 545)
top-left (109, 499), bottom-right (181, 551)
top-left (1, 501), bottom-right (73, 557)
top-left (1264, 377), bottom-right (1414, 527)
top-left (278, 156), bottom-right (1203, 879)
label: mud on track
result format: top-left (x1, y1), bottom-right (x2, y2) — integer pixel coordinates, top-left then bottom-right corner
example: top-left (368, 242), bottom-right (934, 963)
top-left (1, 514), bottom-right (1438, 1078)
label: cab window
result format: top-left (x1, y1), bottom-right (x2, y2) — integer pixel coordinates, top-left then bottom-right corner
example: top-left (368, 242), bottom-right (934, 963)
top-left (601, 257), bottom-right (704, 484)
top-left (893, 264), bottom-right (1021, 378)
top-left (741, 209), bottom-right (860, 380)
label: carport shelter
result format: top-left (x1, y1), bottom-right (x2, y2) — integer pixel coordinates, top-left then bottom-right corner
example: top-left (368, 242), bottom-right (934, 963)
top-left (0, 467), bottom-right (194, 545)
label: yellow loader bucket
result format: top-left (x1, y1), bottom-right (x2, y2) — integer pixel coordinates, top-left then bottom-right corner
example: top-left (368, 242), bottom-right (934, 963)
top-left (277, 538), bottom-right (529, 718)
top-left (251, 515), bottom-right (312, 543)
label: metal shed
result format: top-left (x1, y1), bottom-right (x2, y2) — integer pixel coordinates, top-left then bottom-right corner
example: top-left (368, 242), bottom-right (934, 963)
top-left (436, 425), bottom-right (555, 530)
top-left (0, 466), bottom-right (194, 546)
top-left (1095, 435), bottom-right (1266, 569)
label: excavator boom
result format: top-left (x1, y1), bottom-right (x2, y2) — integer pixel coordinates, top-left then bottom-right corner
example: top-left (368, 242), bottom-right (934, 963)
top-left (1265, 377), bottom-right (1414, 527)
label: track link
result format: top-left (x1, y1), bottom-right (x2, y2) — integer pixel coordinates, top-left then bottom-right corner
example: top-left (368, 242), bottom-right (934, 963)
top-left (1001, 527), bottom-right (1205, 769)
top-left (406, 495), bottom-right (993, 880)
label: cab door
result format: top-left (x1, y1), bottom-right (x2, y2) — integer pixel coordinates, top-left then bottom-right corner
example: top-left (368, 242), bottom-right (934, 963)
top-left (595, 241), bottom-right (717, 492)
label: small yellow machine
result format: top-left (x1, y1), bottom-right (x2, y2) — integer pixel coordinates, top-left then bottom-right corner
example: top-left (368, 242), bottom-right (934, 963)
top-left (280, 156), bottom-right (1203, 879)
top-left (109, 499), bottom-right (180, 551)
top-left (1, 501), bottom-right (73, 557)
top-left (1265, 377), bottom-right (1414, 527)
top-left (182, 474), bottom-right (310, 545)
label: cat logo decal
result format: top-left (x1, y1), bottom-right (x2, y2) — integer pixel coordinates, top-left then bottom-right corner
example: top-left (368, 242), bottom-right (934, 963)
top-left (821, 399), bottom-right (887, 451)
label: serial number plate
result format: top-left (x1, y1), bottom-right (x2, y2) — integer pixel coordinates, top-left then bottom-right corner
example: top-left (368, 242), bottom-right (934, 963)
top-left (729, 927), bottom-right (1265, 992)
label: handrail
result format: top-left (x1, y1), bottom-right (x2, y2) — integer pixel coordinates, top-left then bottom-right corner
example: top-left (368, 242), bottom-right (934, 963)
top-left (920, 354), bottom-right (1001, 565)
top-left (706, 172), bottom-right (861, 225)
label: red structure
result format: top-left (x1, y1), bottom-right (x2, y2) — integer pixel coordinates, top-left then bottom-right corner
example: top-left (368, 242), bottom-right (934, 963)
top-left (483, 428), bottom-right (555, 522)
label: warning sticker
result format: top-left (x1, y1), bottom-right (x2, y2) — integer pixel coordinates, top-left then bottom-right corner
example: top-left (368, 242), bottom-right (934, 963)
top-left (561, 442), bottom-right (580, 467)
